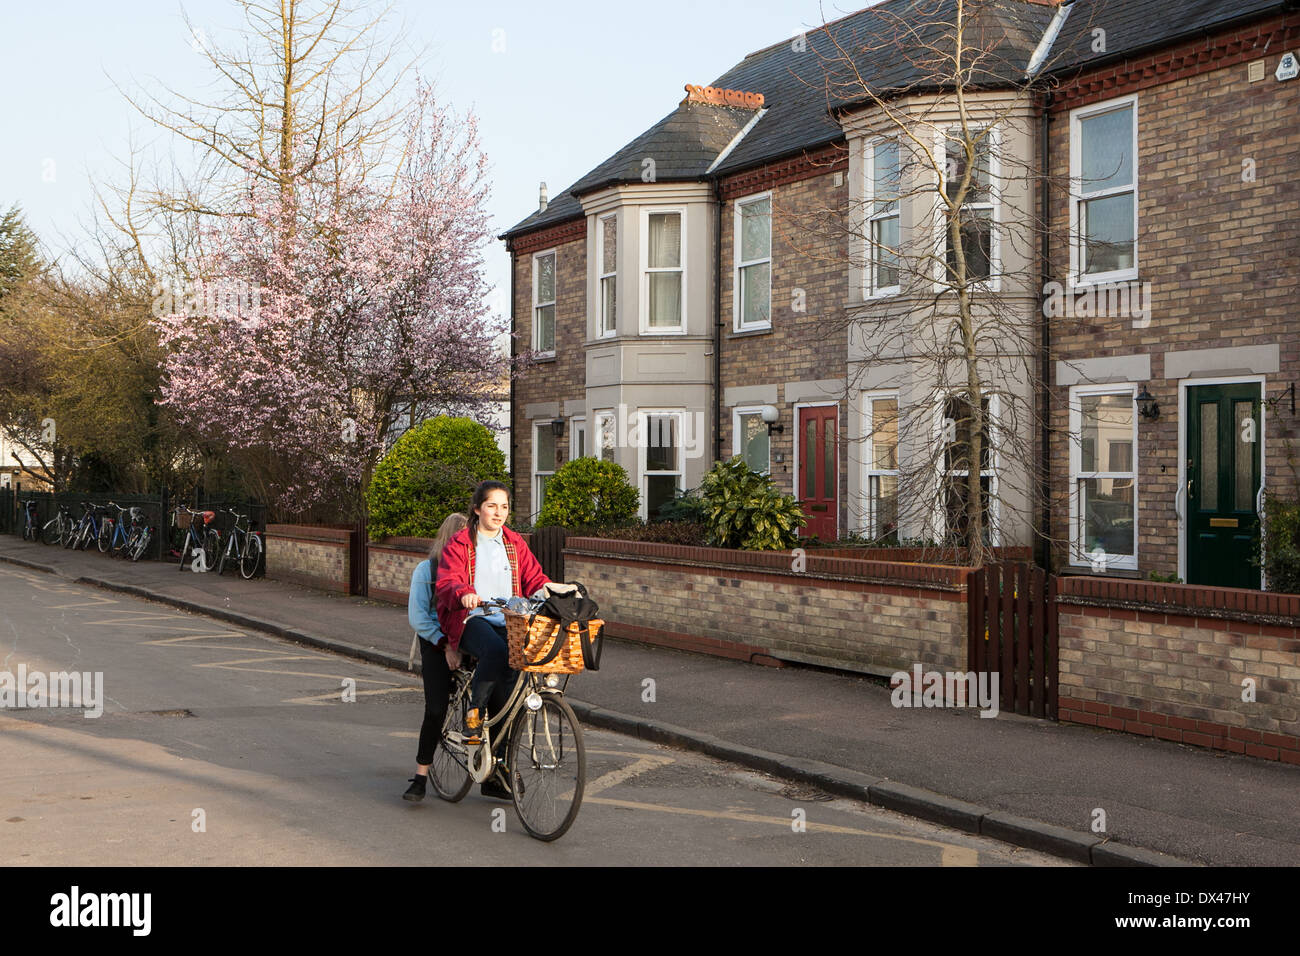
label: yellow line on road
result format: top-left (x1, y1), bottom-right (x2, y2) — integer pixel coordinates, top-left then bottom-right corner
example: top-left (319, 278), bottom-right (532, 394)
top-left (285, 687), bottom-right (422, 705)
top-left (581, 795), bottom-right (979, 865)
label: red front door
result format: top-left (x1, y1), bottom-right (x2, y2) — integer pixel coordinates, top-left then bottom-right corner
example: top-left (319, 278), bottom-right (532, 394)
top-left (798, 405), bottom-right (838, 540)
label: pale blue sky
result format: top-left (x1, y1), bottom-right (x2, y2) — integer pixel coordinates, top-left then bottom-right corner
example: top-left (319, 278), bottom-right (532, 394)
top-left (0, 0), bottom-right (863, 321)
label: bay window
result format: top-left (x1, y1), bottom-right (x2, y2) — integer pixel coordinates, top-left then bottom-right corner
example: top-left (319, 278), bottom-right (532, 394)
top-left (864, 138), bottom-right (900, 296)
top-left (598, 214), bottom-right (617, 337)
top-left (642, 210), bottom-right (685, 333)
top-left (639, 410), bottom-right (684, 519)
top-left (943, 131), bottom-right (997, 284)
top-left (862, 393), bottom-right (899, 540)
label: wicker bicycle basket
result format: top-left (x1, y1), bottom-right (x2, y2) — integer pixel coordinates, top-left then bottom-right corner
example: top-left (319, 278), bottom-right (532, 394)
top-left (505, 610), bottom-right (604, 674)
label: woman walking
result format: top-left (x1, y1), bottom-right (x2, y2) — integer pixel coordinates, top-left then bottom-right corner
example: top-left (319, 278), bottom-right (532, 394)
top-left (402, 512), bottom-right (468, 802)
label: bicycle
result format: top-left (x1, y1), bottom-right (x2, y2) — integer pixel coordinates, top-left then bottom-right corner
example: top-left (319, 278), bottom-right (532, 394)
top-left (20, 499), bottom-right (40, 542)
top-left (429, 598), bottom-right (587, 842)
top-left (125, 510), bottom-right (154, 562)
top-left (41, 502), bottom-right (72, 546)
top-left (99, 501), bottom-right (137, 554)
top-left (215, 508), bottom-right (262, 579)
top-left (68, 502), bottom-right (103, 551)
top-left (173, 505), bottom-right (220, 572)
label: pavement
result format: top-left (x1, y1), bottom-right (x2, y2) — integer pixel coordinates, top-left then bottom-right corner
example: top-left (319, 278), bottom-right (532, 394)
top-left (2, 538), bottom-right (1297, 867)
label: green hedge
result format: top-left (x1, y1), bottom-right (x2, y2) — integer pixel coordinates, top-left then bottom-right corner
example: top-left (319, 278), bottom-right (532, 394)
top-left (537, 457), bottom-right (639, 529)
top-left (365, 417), bottom-right (506, 540)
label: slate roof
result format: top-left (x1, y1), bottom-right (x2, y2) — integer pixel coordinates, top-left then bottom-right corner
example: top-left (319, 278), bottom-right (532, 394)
top-left (1043, 0), bottom-right (1290, 73)
top-left (503, 0), bottom-right (1291, 240)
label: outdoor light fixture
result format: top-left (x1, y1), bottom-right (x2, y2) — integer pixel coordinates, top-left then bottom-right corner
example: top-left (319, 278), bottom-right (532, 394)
top-left (1135, 385), bottom-right (1160, 421)
top-left (760, 404), bottom-right (783, 436)
top-left (550, 418), bottom-right (565, 439)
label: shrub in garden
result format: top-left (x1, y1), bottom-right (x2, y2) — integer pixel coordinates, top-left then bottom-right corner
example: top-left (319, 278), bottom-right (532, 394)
top-left (698, 456), bottom-right (806, 551)
top-left (655, 487), bottom-right (706, 523)
top-left (537, 457), bottom-right (639, 528)
top-left (1259, 492), bottom-right (1300, 593)
top-left (365, 417), bottom-right (506, 539)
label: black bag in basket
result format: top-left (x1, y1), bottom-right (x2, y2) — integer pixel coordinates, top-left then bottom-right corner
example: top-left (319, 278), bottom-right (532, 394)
top-left (529, 582), bottom-right (603, 671)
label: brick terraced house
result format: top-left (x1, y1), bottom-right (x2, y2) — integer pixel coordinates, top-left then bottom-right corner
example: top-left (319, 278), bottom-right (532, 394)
top-left (502, 0), bottom-right (1300, 590)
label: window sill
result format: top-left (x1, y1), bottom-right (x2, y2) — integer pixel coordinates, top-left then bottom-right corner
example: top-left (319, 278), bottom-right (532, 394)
top-left (728, 326), bottom-right (773, 339)
top-left (1060, 565), bottom-right (1141, 579)
top-left (531, 353), bottom-right (557, 363)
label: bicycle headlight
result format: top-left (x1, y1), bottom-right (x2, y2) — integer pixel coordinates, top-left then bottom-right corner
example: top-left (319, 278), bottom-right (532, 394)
top-left (545, 674), bottom-right (561, 689)
top-left (525, 692), bottom-right (543, 711)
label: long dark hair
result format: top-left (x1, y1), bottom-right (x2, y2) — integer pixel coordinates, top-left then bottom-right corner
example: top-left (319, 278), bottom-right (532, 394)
top-left (466, 480), bottom-right (511, 539)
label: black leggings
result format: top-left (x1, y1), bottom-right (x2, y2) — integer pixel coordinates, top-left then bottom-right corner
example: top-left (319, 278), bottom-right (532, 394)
top-left (416, 638), bottom-right (452, 767)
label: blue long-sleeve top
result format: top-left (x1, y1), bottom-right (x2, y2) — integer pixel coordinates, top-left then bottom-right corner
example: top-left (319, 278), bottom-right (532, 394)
top-left (408, 558), bottom-right (444, 645)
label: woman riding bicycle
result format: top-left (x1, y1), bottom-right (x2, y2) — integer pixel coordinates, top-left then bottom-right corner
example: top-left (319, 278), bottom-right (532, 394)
top-left (435, 480), bottom-right (554, 795)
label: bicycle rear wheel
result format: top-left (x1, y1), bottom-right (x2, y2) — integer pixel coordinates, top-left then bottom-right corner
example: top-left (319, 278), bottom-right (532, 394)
top-left (508, 694), bottom-right (585, 842)
top-left (97, 519), bottom-right (112, 553)
top-left (202, 530), bottom-right (221, 572)
top-left (430, 678), bottom-right (474, 802)
top-left (240, 534), bottom-right (262, 580)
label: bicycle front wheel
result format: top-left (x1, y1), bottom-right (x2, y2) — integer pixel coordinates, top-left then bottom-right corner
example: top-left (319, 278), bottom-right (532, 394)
top-left (97, 520), bottom-right (112, 553)
top-left (508, 694), bottom-right (585, 842)
top-left (202, 530), bottom-right (221, 572)
top-left (430, 679), bottom-right (474, 802)
top-left (130, 526), bottom-right (152, 562)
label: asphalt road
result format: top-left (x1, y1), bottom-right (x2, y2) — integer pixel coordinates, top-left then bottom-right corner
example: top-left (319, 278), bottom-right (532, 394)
top-left (0, 565), bottom-right (1070, 866)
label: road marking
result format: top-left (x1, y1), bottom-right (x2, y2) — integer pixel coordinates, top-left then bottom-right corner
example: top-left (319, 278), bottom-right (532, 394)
top-left (285, 687), bottom-right (422, 705)
top-left (584, 753), bottom-right (675, 797)
top-left (581, 795), bottom-right (979, 864)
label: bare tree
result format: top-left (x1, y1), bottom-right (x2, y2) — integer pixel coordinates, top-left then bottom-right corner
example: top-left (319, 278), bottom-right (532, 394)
top-left (782, 0), bottom-right (1093, 567)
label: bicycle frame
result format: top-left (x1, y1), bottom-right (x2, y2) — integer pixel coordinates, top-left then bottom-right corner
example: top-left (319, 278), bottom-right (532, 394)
top-left (450, 668), bottom-right (562, 785)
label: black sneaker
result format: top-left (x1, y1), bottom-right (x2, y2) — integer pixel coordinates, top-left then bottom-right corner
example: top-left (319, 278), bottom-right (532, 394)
top-left (403, 774), bottom-right (427, 802)
top-left (480, 770), bottom-right (512, 801)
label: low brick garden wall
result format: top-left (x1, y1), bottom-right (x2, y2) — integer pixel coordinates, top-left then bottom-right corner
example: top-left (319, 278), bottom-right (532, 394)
top-left (368, 537), bottom-right (431, 604)
top-left (265, 524), bottom-right (352, 594)
top-left (564, 537), bottom-right (972, 676)
top-left (1057, 577), bottom-right (1300, 764)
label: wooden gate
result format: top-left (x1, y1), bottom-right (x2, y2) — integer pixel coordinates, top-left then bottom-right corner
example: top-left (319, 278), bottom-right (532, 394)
top-left (349, 515), bottom-right (369, 596)
top-left (531, 526), bottom-right (567, 581)
top-left (967, 562), bottom-right (1058, 719)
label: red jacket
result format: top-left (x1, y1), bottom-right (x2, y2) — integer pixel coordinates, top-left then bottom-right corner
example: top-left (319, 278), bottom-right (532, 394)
top-left (435, 525), bottom-right (549, 651)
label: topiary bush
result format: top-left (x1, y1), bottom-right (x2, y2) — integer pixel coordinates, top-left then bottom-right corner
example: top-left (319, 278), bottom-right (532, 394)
top-left (365, 416), bottom-right (506, 539)
top-left (698, 455), bottom-right (807, 551)
top-left (537, 457), bottom-right (639, 529)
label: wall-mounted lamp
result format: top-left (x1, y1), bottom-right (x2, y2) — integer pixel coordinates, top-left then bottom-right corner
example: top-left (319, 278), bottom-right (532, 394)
top-left (1135, 386), bottom-right (1160, 422)
top-left (550, 418), bottom-right (565, 439)
top-left (760, 404), bottom-right (783, 436)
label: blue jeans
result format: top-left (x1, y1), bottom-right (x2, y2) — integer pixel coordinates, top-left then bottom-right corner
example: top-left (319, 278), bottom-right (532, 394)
top-left (459, 618), bottom-right (516, 719)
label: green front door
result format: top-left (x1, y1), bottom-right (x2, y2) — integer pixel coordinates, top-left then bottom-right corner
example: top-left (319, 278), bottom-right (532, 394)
top-left (1186, 383), bottom-right (1261, 589)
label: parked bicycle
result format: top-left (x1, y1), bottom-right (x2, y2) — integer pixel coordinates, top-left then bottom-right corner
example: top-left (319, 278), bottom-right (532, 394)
top-left (215, 508), bottom-right (262, 579)
top-left (41, 502), bottom-right (72, 547)
top-left (172, 505), bottom-right (220, 572)
top-left (67, 501), bottom-right (104, 551)
top-left (428, 597), bottom-right (595, 842)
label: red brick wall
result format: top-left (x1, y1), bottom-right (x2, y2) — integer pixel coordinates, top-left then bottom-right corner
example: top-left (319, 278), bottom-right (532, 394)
top-left (266, 525), bottom-right (351, 594)
top-left (1056, 576), bottom-right (1300, 763)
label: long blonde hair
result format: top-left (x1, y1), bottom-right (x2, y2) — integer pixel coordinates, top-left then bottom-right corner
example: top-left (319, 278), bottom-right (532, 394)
top-left (428, 512), bottom-right (468, 564)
